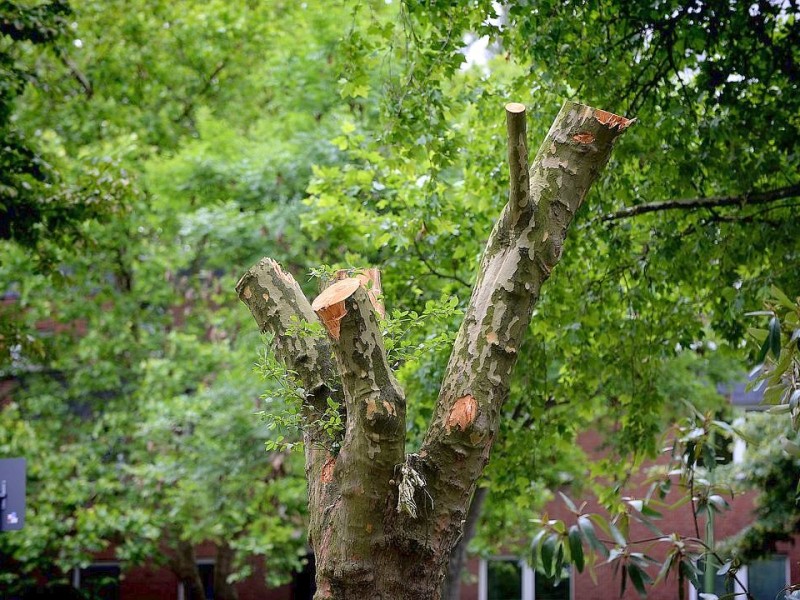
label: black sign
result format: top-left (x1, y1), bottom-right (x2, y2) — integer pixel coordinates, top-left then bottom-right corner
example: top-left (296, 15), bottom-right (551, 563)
top-left (0, 457), bottom-right (26, 531)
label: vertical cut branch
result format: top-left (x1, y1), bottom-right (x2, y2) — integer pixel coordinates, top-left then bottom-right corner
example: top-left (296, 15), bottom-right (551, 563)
top-left (506, 102), bottom-right (530, 217)
top-left (311, 278), bottom-right (406, 586)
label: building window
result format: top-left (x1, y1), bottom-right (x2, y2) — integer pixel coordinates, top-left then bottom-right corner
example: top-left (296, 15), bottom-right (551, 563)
top-left (748, 556), bottom-right (789, 600)
top-left (479, 557), bottom-right (571, 600)
top-left (177, 560), bottom-right (215, 600)
top-left (690, 555), bottom-right (788, 600)
top-left (535, 570), bottom-right (570, 600)
top-left (292, 553), bottom-right (316, 600)
top-left (72, 563), bottom-right (120, 600)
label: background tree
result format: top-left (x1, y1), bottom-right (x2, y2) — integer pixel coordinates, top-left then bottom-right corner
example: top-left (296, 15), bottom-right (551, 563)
top-left (1, 0), bottom-right (361, 594)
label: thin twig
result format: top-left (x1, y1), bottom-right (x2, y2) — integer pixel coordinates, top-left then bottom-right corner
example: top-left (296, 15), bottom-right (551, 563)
top-left (411, 238), bottom-right (470, 288)
top-left (600, 184), bottom-right (800, 222)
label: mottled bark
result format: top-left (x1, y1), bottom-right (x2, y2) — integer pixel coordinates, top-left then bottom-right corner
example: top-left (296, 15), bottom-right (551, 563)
top-left (237, 101), bottom-right (631, 600)
top-left (235, 259), bottom-right (342, 551)
top-left (310, 279), bottom-right (407, 597)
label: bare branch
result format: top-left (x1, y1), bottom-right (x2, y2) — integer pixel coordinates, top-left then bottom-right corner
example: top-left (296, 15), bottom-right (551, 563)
top-left (178, 60), bottom-right (227, 123)
top-left (235, 258), bottom-right (340, 548)
top-left (600, 183), bottom-right (800, 222)
top-left (311, 278), bottom-right (405, 474)
top-left (57, 51), bottom-right (93, 99)
top-left (505, 102), bottom-right (530, 219)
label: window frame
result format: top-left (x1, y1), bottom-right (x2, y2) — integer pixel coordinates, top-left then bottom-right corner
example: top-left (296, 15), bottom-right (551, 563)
top-left (71, 561), bottom-right (121, 599)
top-left (478, 556), bottom-right (572, 600)
top-left (177, 558), bottom-right (216, 600)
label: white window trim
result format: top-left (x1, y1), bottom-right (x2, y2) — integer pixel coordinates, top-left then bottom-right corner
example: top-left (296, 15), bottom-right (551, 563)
top-left (71, 561), bottom-right (121, 590)
top-left (177, 558), bottom-right (215, 600)
top-left (688, 568), bottom-right (747, 600)
top-left (732, 415), bottom-right (746, 465)
top-left (478, 556), bottom-right (572, 600)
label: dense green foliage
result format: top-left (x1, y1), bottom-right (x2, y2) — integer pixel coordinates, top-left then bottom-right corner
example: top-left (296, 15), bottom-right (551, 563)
top-left (1, 0), bottom-right (797, 596)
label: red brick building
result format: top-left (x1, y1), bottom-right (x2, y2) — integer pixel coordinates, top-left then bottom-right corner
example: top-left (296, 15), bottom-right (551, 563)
top-left (458, 385), bottom-right (798, 600)
top-left (63, 401), bottom-right (798, 600)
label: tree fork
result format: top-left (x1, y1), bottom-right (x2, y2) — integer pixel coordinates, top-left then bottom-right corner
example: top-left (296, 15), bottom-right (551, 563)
top-left (237, 101), bottom-right (632, 600)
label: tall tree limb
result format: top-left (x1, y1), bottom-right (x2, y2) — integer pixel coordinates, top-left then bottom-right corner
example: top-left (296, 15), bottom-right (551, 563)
top-left (600, 183), bottom-right (800, 222)
top-left (416, 101), bottom-right (632, 575)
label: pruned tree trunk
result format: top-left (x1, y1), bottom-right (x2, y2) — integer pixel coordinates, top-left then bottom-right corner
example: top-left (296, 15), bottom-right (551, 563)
top-left (237, 101), bottom-right (632, 600)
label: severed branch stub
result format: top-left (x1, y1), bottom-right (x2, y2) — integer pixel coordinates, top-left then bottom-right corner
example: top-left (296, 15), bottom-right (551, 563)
top-left (505, 102), bottom-right (530, 216)
top-left (312, 277), bottom-right (361, 341)
top-left (323, 268), bottom-right (385, 318)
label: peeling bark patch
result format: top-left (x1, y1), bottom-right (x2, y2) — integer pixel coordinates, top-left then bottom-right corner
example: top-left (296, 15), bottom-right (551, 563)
top-left (572, 132), bottom-right (595, 144)
top-left (486, 332), bottom-right (499, 345)
top-left (242, 286), bottom-right (252, 299)
top-left (366, 398), bottom-right (379, 420)
top-left (469, 431), bottom-right (486, 446)
top-left (541, 155), bottom-right (578, 174)
top-left (321, 456), bottom-right (336, 483)
top-left (382, 400), bottom-right (395, 416)
top-left (261, 292), bottom-right (269, 301)
top-left (594, 109), bottom-right (634, 130)
top-left (274, 262), bottom-right (295, 284)
top-left (447, 395), bottom-right (478, 431)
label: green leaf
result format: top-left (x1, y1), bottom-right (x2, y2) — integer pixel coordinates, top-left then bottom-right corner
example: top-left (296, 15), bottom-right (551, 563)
top-left (568, 525), bottom-right (585, 572)
top-left (627, 564), bottom-right (649, 597)
top-left (540, 534), bottom-right (558, 577)
top-left (679, 558), bottom-right (700, 589)
top-left (578, 515), bottom-right (608, 558)
top-left (781, 437), bottom-right (800, 458)
top-left (656, 550), bottom-right (678, 583)
top-left (768, 316), bottom-right (782, 359)
top-left (756, 335), bottom-right (771, 365)
top-left (608, 522), bottom-right (627, 546)
top-left (771, 286), bottom-right (795, 310)
top-left (530, 529), bottom-right (547, 569)
top-left (559, 491), bottom-right (577, 513)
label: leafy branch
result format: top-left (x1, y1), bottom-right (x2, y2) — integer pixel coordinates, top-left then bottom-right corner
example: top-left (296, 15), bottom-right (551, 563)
top-left (530, 405), bottom-right (751, 599)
